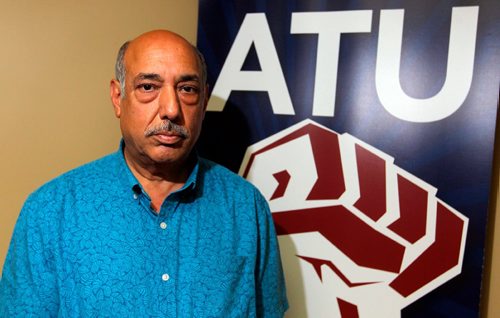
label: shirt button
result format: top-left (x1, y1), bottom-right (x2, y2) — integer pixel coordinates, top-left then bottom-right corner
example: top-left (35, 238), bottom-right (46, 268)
top-left (133, 193), bottom-right (138, 200)
top-left (160, 222), bottom-right (167, 230)
top-left (162, 273), bottom-right (170, 281)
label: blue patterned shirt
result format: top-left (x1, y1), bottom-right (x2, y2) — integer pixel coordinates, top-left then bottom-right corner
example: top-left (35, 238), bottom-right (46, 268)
top-left (0, 145), bottom-right (288, 317)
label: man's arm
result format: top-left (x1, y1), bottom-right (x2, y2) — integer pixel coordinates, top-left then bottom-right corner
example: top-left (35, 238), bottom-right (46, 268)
top-left (254, 191), bottom-right (289, 317)
top-left (0, 195), bottom-right (59, 316)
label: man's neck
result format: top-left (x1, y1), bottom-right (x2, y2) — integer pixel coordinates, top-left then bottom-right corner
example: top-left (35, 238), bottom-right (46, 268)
top-left (124, 150), bottom-right (195, 213)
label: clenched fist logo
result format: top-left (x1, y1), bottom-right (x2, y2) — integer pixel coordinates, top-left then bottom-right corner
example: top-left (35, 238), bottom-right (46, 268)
top-left (240, 120), bottom-right (468, 318)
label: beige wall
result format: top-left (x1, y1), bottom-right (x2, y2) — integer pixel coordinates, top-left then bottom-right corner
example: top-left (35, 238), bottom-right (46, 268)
top-left (0, 1), bottom-right (498, 317)
top-left (0, 0), bottom-right (198, 274)
top-left (482, 122), bottom-right (500, 318)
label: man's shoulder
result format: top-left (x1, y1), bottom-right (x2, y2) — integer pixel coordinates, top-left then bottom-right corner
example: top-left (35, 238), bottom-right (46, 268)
top-left (31, 152), bottom-right (120, 197)
top-left (197, 157), bottom-right (265, 198)
top-left (198, 157), bottom-right (251, 185)
top-left (195, 158), bottom-right (272, 205)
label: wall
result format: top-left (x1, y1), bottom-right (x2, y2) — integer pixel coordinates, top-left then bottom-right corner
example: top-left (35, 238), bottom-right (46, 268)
top-left (0, 0), bottom-right (197, 273)
top-left (483, 120), bottom-right (500, 318)
top-left (0, 1), bottom-right (498, 317)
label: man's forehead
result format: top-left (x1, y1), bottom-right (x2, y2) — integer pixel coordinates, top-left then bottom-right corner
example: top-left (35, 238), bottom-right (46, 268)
top-left (125, 41), bottom-right (200, 75)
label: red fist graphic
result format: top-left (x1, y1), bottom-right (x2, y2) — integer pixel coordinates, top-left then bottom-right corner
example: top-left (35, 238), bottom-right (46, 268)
top-left (240, 120), bottom-right (468, 318)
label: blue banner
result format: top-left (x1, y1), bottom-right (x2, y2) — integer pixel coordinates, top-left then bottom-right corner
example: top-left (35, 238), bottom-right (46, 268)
top-left (197, 1), bottom-right (499, 317)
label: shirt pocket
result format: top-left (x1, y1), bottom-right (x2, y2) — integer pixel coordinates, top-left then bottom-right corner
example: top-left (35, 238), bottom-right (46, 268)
top-left (188, 254), bottom-right (256, 317)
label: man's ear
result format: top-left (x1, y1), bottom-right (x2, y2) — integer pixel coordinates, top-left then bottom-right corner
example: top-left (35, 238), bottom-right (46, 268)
top-left (201, 84), bottom-right (209, 118)
top-left (110, 79), bottom-right (122, 118)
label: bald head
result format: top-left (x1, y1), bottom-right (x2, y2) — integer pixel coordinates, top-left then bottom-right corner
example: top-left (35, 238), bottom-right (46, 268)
top-left (114, 30), bottom-right (207, 97)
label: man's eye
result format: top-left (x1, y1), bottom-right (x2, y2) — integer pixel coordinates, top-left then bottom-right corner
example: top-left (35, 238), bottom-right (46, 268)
top-left (138, 84), bottom-right (155, 92)
top-left (180, 86), bottom-right (199, 94)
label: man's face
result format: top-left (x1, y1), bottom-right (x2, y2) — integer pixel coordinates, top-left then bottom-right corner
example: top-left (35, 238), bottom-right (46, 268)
top-left (111, 32), bottom-right (207, 168)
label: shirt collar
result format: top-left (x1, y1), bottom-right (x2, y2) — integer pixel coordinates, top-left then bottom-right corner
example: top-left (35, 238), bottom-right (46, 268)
top-left (116, 140), bottom-right (200, 195)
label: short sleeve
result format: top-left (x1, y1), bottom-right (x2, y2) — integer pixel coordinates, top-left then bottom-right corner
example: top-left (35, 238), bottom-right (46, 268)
top-left (0, 194), bottom-right (59, 316)
top-left (254, 190), bottom-right (289, 317)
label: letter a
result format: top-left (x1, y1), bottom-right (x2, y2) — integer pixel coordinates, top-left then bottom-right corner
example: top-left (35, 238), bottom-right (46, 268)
top-left (207, 13), bottom-right (294, 115)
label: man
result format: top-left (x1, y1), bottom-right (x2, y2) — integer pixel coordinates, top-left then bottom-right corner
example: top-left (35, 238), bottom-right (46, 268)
top-left (0, 30), bottom-right (288, 317)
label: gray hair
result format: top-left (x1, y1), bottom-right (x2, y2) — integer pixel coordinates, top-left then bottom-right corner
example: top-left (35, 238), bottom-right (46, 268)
top-left (114, 40), bottom-right (207, 99)
top-left (115, 41), bottom-right (130, 97)
top-left (194, 46), bottom-right (208, 88)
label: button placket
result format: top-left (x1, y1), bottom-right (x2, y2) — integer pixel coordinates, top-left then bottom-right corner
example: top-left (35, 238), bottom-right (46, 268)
top-left (157, 196), bottom-right (182, 287)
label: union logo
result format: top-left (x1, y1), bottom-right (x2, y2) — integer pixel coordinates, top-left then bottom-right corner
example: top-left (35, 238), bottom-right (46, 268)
top-left (240, 119), bottom-right (468, 318)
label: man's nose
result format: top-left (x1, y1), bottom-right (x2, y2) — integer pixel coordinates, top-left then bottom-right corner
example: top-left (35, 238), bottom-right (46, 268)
top-left (158, 86), bottom-right (181, 120)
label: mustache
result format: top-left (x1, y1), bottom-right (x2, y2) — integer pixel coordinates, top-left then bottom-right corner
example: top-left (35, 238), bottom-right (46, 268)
top-left (144, 120), bottom-right (189, 139)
